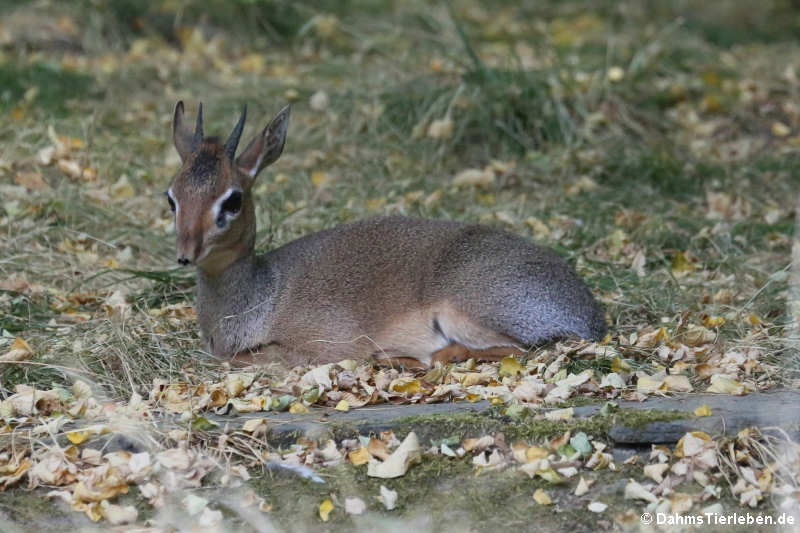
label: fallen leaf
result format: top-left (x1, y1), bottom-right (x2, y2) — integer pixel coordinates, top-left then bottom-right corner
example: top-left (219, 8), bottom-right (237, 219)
top-left (575, 477), bottom-right (593, 496)
top-left (318, 498), bottom-right (334, 521)
top-left (683, 325), bottom-right (715, 346)
top-left (608, 66), bottom-right (625, 81)
top-left (599, 373), bottom-right (625, 389)
top-left (389, 378), bottom-right (423, 395)
top-left (289, 402), bottom-right (309, 414)
top-left (452, 168), bottom-right (493, 187)
top-left (344, 497), bottom-right (366, 515)
top-left (348, 447), bottom-right (370, 466)
top-left (694, 404), bottom-right (713, 417)
top-left (57, 159), bottom-right (82, 179)
top-left (624, 480), bottom-right (658, 503)
top-left (379, 485), bottom-right (398, 510)
top-left (335, 399), bottom-right (350, 412)
top-left (644, 463), bottom-right (670, 483)
top-left (498, 356), bottom-right (524, 377)
top-left (569, 432), bottom-right (592, 456)
top-left (587, 501), bottom-right (607, 513)
top-left (662, 375), bottom-right (693, 392)
top-left (310, 171), bottom-right (333, 189)
top-left (772, 121), bottom-right (791, 137)
top-left (427, 117), bottom-right (454, 139)
top-left (671, 251), bottom-right (695, 276)
top-left (533, 488), bottom-right (552, 505)
top-left (636, 374), bottom-right (664, 392)
top-left (674, 431), bottom-right (712, 458)
top-left (1, 337), bottom-right (33, 362)
top-left (367, 431), bottom-right (421, 478)
top-left (310, 90), bottom-right (329, 111)
top-left (101, 501), bottom-right (138, 525)
top-left (706, 375), bottom-right (746, 395)
top-left (544, 407), bottom-right (573, 421)
top-left (198, 507), bottom-right (223, 527)
top-left (242, 418), bottom-right (268, 434)
top-left (14, 171), bottom-right (48, 190)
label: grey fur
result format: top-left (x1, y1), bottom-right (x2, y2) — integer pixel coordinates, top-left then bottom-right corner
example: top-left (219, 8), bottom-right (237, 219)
top-left (169, 102), bottom-right (605, 368)
top-left (194, 216), bottom-right (605, 367)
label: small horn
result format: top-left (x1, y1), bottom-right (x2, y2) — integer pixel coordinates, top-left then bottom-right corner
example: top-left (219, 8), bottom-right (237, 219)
top-left (224, 104), bottom-right (247, 160)
top-left (192, 103), bottom-right (204, 151)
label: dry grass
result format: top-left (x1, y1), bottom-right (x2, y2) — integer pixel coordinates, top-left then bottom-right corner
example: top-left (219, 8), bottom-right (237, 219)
top-left (0, 1), bottom-right (799, 527)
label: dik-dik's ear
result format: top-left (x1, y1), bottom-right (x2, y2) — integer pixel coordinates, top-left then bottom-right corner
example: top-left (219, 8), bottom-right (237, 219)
top-left (236, 105), bottom-right (290, 180)
top-left (173, 101), bottom-right (203, 162)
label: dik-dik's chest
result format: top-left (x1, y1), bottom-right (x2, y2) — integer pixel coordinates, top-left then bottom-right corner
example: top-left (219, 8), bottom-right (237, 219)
top-left (195, 287), bottom-right (275, 358)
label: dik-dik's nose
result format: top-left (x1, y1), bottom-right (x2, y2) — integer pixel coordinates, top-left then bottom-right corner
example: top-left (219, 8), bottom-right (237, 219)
top-left (177, 257), bottom-right (191, 266)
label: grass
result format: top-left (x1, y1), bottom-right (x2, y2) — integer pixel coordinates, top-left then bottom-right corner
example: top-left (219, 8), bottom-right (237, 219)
top-left (0, 0), bottom-right (794, 394)
top-left (0, 0), bottom-right (798, 528)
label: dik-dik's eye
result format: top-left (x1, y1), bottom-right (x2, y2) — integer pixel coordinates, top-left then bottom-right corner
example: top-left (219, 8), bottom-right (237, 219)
top-left (216, 190), bottom-right (242, 228)
top-left (165, 192), bottom-right (176, 213)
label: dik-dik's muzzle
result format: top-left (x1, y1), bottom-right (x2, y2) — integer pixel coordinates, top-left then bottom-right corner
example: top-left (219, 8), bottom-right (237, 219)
top-left (176, 234), bottom-right (203, 266)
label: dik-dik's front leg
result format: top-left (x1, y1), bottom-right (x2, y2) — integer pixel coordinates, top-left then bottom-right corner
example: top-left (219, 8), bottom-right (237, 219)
top-left (430, 344), bottom-right (527, 365)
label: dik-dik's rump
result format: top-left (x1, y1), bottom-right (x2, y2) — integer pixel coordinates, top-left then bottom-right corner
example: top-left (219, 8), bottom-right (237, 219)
top-left (165, 102), bottom-right (606, 369)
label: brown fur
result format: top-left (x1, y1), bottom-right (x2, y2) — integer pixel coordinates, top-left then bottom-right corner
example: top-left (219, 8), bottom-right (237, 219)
top-left (168, 102), bottom-right (607, 369)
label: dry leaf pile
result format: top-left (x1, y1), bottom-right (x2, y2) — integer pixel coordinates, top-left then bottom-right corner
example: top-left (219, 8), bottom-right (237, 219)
top-left (0, 313), bottom-right (793, 527)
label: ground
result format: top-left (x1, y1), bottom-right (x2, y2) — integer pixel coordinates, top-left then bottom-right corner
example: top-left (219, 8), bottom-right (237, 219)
top-left (0, 0), bottom-right (799, 531)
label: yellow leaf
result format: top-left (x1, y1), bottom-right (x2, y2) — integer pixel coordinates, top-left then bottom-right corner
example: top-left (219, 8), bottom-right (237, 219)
top-left (289, 402), bottom-right (309, 414)
top-left (238, 53), bottom-right (266, 73)
top-left (694, 404), bottom-right (713, 417)
top-left (772, 121), bottom-right (791, 137)
top-left (702, 315), bottom-right (725, 328)
top-left (73, 479), bottom-right (129, 503)
top-left (73, 501), bottom-right (103, 522)
top-left (674, 431), bottom-right (712, 458)
top-left (67, 430), bottom-right (91, 444)
top-left (536, 467), bottom-right (563, 483)
top-left (110, 175), bottom-right (135, 200)
top-left (427, 117), bottom-right (454, 139)
top-left (533, 488), bottom-right (552, 505)
top-left (499, 356), bottom-right (524, 378)
top-left (1, 337), bottom-right (33, 362)
top-left (319, 499), bottom-right (334, 521)
top-left (335, 400), bottom-right (350, 412)
top-left (390, 378), bottom-right (423, 395)
top-left (662, 375), bottom-right (693, 392)
top-left (348, 447), bottom-right (370, 466)
top-left (465, 392), bottom-right (481, 402)
top-left (671, 251), bottom-right (695, 276)
top-left (311, 170), bottom-right (332, 188)
top-left (452, 168), bottom-right (494, 187)
top-left (460, 372), bottom-right (491, 387)
top-left (683, 325), bottom-right (715, 347)
top-left (706, 375), bottom-right (746, 395)
top-left (636, 374), bottom-right (664, 392)
top-left (611, 356), bottom-right (632, 373)
top-left (635, 327), bottom-right (668, 348)
top-left (366, 197), bottom-right (386, 211)
top-left (525, 446), bottom-right (549, 462)
top-left (607, 66), bottom-right (625, 82)
top-left (242, 418), bottom-right (268, 433)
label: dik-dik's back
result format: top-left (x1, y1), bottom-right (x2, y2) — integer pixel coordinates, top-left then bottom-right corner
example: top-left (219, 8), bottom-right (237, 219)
top-left (167, 102), bottom-right (606, 368)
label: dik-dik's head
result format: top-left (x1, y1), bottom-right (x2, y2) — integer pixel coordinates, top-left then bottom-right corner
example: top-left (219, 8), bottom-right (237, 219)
top-left (167, 102), bottom-right (290, 274)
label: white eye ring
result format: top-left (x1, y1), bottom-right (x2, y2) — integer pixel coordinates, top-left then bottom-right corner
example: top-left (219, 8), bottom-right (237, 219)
top-left (167, 188), bottom-right (179, 216)
top-left (212, 188), bottom-right (242, 228)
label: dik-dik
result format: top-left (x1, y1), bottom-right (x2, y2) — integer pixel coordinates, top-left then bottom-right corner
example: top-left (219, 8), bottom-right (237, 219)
top-left (167, 102), bottom-right (606, 368)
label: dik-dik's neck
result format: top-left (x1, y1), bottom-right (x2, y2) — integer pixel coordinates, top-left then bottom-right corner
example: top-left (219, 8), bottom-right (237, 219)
top-left (194, 252), bottom-right (277, 357)
top-left (196, 253), bottom-right (256, 293)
